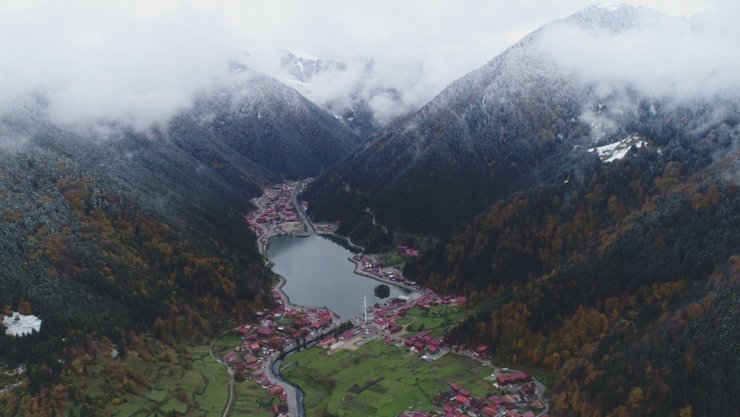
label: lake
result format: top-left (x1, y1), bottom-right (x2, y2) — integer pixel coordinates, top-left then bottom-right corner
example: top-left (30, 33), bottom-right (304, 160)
top-left (267, 234), bottom-right (409, 319)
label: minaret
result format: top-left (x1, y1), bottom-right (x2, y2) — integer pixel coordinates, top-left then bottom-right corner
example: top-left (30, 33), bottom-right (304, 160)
top-left (362, 295), bottom-right (368, 325)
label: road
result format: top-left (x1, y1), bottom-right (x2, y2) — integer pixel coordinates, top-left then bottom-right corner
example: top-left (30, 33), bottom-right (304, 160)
top-left (264, 351), bottom-right (302, 417)
top-left (290, 180), bottom-right (315, 235)
top-left (365, 207), bottom-right (388, 234)
top-left (264, 325), bottom-right (340, 417)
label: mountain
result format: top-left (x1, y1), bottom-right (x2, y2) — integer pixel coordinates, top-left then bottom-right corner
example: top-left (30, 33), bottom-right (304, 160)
top-left (277, 51), bottom-right (409, 138)
top-left (0, 65), bottom-right (362, 399)
top-left (403, 112), bottom-right (740, 416)
top-left (305, 4), bottom-right (740, 415)
top-left (280, 50), bottom-right (347, 83)
top-left (300, 3), bottom-right (698, 243)
top-left (187, 64), bottom-right (363, 178)
top-left (0, 94), bottom-right (272, 366)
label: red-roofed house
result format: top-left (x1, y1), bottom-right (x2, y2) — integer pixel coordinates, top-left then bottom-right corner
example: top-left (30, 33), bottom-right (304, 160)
top-left (474, 345), bottom-right (489, 357)
top-left (338, 330), bottom-right (356, 341)
top-left (318, 336), bottom-right (336, 348)
top-left (454, 395), bottom-right (470, 406)
top-left (270, 385), bottom-right (284, 397)
top-left (235, 325), bottom-right (250, 337)
top-left (483, 405), bottom-right (499, 417)
top-left (223, 351), bottom-right (237, 363)
top-left (268, 336), bottom-right (286, 349)
top-left (257, 327), bottom-right (275, 338)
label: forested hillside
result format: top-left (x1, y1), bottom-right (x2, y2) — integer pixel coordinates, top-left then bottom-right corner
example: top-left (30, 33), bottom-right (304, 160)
top-left (0, 102), bottom-right (277, 397)
top-left (0, 65), bottom-right (362, 413)
top-left (404, 105), bottom-right (740, 416)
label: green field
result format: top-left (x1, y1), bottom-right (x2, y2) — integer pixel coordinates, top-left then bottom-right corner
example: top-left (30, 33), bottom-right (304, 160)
top-left (63, 334), bottom-right (273, 417)
top-left (378, 252), bottom-right (406, 268)
top-left (231, 380), bottom-right (274, 417)
top-left (396, 305), bottom-right (469, 338)
top-left (282, 340), bottom-right (495, 417)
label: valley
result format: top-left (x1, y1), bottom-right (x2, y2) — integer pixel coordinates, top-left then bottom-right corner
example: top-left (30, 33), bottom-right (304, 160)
top-left (216, 181), bottom-right (551, 417)
top-left (1, 2), bottom-right (738, 417)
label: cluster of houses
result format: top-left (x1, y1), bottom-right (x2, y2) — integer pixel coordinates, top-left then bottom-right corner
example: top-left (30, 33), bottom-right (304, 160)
top-left (415, 293), bottom-right (467, 310)
top-left (396, 245), bottom-right (419, 257)
top-left (247, 184), bottom-right (295, 224)
top-left (400, 375), bottom-right (547, 417)
top-left (246, 182), bottom-right (309, 250)
top-left (403, 330), bottom-right (444, 355)
top-left (220, 296), bottom-right (337, 416)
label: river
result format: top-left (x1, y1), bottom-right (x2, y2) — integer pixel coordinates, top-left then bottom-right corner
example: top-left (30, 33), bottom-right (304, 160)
top-left (267, 234), bottom-right (409, 319)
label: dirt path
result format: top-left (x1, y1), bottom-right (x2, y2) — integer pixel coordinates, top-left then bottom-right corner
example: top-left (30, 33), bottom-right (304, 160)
top-left (208, 331), bottom-right (236, 417)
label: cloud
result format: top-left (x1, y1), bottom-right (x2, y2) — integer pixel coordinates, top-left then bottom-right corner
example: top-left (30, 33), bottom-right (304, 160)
top-left (0, 0), bottom-right (718, 137)
top-left (534, 1), bottom-right (740, 100)
top-left (0, 0), bottom-right (244, 134)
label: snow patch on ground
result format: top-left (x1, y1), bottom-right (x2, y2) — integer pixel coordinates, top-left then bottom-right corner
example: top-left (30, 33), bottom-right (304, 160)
top-left (588, 134), bottom-right (645, 162)
top-left (3, 312), bottom-right (42, 336)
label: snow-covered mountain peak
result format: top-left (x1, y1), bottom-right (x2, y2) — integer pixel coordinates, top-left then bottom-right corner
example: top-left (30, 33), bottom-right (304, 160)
top-left (566, 2), bottom-right (663, 33)
top-left (280, 50), bottom-right (347, 83)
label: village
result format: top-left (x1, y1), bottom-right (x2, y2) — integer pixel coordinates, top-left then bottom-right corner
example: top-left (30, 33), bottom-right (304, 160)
top-left (246, 181), bottom-right (312, 256)
top-left (234, 180), bottom-right (549, 417)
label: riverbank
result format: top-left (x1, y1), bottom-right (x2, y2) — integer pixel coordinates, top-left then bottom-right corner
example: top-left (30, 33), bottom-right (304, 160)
top-left (244, 180), bottom-right (550, 416)
top-left (347, 255), bottom-right (419, 293)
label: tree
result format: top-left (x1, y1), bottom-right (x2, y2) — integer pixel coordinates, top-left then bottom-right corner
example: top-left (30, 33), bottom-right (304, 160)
top-left (628, 386), bottom-right (644, 407)
top-left (374, 284), bottom-right (390, 299)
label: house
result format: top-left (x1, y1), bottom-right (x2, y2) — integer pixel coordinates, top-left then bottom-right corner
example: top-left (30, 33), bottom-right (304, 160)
top-left (482, 405), bottom-right (499, 417)
top-left (458, 388), bottom-right (471, 397)
top-left (223, 351), bottom-right (237, 363)
top-left (454, 394), bottom-right (470, 406)
top-left (257, 327), bottom-right (275, 338)
top-left (474, 345), bottom-right (489, 358)
top-left (269, 385), bottom-right (284, 397)
top-left (318, 335), bottom-right (336, 348)
top-left (235, 325), bottom-right (251, 337)
top-left (338, 330), bottom-right (356, 341)
top-left (496, 370), bottom-right (530, 386)
top-left (268, 336), bottom-right (286, 349)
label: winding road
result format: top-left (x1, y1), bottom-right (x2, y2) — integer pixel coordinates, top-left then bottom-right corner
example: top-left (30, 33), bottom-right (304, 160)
top-left (263, 325), bottom-right (340, 417)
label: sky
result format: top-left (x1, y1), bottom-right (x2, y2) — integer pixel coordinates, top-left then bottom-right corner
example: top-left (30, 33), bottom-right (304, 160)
top-left (0, 0), bottom-right (729, 133)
